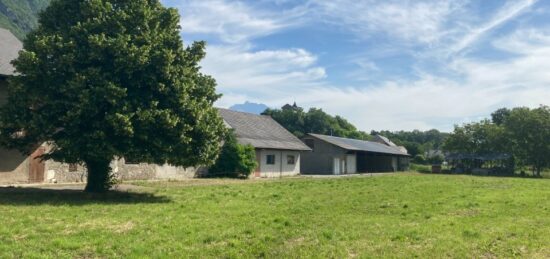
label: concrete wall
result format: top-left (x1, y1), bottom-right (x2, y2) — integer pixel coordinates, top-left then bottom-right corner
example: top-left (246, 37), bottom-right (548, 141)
top-left (301, 136), bottom-right (347, 174)
top-left (256, 149), bottom-right (300, 178)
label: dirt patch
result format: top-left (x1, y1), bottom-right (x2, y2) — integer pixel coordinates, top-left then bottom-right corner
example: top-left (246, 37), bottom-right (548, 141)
top-left (109, 221), bottom-right (135, 234)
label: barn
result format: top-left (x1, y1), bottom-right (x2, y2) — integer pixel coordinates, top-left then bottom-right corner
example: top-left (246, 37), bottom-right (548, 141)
top-left (218, 108), bottom-right (311, 177)
top-left (301, 133), bottom-right (410, 175)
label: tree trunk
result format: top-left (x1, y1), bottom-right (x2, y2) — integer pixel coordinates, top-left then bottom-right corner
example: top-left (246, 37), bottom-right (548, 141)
top-left (84, 158), bottom-right (113, 193)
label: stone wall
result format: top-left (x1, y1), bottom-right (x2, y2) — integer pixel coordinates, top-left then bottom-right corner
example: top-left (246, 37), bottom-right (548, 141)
top-left (45, 159), bottom-right (201, 183)
top-left (45, 161), bottom-right (87, 183)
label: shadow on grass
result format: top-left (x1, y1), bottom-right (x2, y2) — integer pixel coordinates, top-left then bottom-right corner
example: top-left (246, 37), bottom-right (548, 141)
top-left (0, 187), bottom-right (171, 206)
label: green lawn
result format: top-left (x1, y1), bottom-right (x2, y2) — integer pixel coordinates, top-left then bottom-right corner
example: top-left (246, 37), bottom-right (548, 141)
top-left (1, 174), bottom-right (550, 258)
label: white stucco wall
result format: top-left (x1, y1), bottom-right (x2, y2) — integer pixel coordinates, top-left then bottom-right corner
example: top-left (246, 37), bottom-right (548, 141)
top-left (256, 149), bottom-right (300, 178)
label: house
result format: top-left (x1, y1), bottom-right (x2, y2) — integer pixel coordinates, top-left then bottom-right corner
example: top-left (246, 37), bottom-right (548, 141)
top-left (301, 133), bottom-right (410, 175)
top-left (218, 108), bottom-right (311, 177)
top-left (0, 28), bottom-right (200, 184)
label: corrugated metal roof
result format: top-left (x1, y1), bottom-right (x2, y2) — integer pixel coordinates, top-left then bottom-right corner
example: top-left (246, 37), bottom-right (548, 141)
top-left (0, 28), bottom-right (23, 76)
top-left (308, 133), bottom-right (410, 156)
top-left (218, 108), bottom-right (311, 151)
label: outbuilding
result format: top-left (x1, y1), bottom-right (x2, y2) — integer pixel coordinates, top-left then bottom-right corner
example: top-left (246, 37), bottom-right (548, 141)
top-left (301, 133), bottom-right (410, 174)
top-left (218, 108), bottom-right (311, 177)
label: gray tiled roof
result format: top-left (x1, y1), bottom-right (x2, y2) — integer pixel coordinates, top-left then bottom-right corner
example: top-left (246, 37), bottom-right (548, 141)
top-left (373, 134), bottom-right (397, 147)
top-left (219, 108), bottom-right (311, 151)
top-left (308, 133), bottom-right (410, 156)
top-left (0, 28), bottom-right (23, 76)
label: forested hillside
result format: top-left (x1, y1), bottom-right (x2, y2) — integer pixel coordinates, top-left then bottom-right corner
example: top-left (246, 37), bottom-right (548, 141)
top-left (0, 0), bottom-right (50, 39)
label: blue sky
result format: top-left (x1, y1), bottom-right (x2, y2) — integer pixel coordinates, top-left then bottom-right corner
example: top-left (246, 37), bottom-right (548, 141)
top-left (162, 0), bottom-right (550, 132)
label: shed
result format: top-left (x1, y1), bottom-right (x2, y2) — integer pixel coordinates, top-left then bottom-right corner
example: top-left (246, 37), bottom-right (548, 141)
top-left (301, 133), bottom-right (410, 174)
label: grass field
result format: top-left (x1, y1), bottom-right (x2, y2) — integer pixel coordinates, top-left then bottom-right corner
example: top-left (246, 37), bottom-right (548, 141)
top-left (1, 174), bottom-right (550, 258)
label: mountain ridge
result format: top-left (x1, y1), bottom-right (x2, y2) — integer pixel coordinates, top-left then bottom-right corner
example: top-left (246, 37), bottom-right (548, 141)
top-left (0, 0), bottom-right (50, 39)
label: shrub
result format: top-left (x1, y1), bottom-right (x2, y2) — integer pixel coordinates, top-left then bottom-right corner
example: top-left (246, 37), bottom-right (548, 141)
top-left (412, 154), bottom-right (427, 164)
top-left (209, 131), bottom-right (257, 178)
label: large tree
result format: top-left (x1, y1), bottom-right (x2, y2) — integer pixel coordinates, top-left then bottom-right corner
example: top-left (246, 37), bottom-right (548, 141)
top-left (0, 0), bottom-right (226, 192)
top-left (443, 120), bottom-right (507, 155)
top-left (504, 106), bottom-right (550, 176)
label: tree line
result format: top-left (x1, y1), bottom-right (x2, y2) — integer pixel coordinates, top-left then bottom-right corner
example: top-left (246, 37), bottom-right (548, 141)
top-left (444, 106), bottom-right (550, 176)
top-left (262, 105), bottom-right (370, 140)
top-left (371, 129), bottom-right (448, 160)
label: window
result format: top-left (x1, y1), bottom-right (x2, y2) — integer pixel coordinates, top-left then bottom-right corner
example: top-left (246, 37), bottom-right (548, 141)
top-left (287, 155), bottom-right (295, 165)
top-left (305, 139), bottom-right (315, 149)
top-left (68, 163), bottom-right (78, 172)
top-left (266, 155), bottom-right (276, 165)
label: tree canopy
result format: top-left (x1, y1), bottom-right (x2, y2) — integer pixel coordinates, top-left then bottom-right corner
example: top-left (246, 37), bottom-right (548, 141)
top-left (262, 105), bottom-right (370, 140)
top-left (0, 0), bottom-right (226, 192)
top-left (444, 106), bottom-right (550, 176)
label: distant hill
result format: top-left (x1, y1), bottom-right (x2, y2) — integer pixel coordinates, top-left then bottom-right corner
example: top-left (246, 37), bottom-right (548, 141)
top-left (229, 101), bottom-right (269, 115)
top-left (0, 0), bottom-right (50, 39)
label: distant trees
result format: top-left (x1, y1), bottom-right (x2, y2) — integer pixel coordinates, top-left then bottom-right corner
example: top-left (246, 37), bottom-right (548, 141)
top-left (443, 120), bottom-right (507, 155)
top-left (209, 131), bottom-right (257, 178)
top-left (371, 129), bottom-right (449, 157)
top-left (445, 106), bottom-right (550, 176)
top-left (262, 106), bottom-right (370, 140)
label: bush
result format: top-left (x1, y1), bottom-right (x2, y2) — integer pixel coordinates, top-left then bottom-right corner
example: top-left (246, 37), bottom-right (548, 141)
top-left (412, 154), bottom-right (426, 164)
top-left (209, 131), bottom-right (257, 178)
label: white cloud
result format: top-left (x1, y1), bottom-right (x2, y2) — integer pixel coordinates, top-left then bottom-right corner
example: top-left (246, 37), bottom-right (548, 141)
top-left (294, 28), bottom-right (550, 131)
top-left (208, 28), bottom-right (550, 131)
top-left (202, 45), bottom-right (327, 103)
top-left (168, 0), bottom-right (549, 131)
top-left (449, 0), bottom-right (538, 54)
top-left (312, 0), bottom-right (465, 44)
top-left (173, 0), bottom-right (303, 43)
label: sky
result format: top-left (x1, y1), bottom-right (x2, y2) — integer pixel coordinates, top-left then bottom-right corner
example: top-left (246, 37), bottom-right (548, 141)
top-left (161, 0), bottom-right (550, 132)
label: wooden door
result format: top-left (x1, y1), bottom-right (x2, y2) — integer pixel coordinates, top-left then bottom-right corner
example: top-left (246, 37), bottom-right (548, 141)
top-left (28, 147), bottom-right (46, 183)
